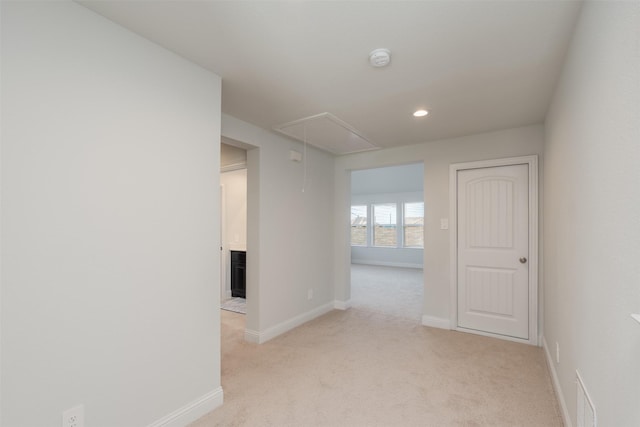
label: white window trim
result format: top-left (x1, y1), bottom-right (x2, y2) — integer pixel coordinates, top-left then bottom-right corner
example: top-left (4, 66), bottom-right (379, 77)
top-left (372, 202), bottom-right (398, 248)
top-left (350, 204), bottom-right (368, 247)
top-left (350, 200), bottom-right (424, 249)
top-left (402, 201), bottom-right (425, 249)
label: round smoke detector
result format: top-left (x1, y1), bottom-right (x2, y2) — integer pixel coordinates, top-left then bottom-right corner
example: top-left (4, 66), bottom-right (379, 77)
top-left (369, 48), bottom-right (391, 67)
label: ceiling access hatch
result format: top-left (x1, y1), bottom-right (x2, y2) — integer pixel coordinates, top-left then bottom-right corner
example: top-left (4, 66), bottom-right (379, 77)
top-left (273, 113), bottom-right (378, 155)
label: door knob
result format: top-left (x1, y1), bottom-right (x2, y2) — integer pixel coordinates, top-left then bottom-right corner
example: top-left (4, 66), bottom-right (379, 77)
top-left (519, 257), bottom-right (527, 264)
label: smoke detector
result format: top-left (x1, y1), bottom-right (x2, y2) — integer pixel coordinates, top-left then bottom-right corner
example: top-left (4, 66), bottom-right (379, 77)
top-left (369, 48), bottom-right (391, 67)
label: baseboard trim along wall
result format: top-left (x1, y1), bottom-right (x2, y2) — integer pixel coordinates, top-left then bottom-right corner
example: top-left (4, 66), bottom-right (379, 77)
top-left (351, 260), bottom-right (423, 269)
top-left (333, 299), bottom-right (352, 310)
top-left (147, 387), bottom-right (223, 427)
top-left (421, 315), bottom-right (451, 329)
top-left (542, 336), bottom-right (572, 427)
top-left (246, 303), bottom-right (334, 344)
top-left (244, 329), bottom-right (260, 344)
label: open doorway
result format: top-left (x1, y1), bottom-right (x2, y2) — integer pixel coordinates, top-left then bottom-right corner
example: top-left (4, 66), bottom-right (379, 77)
top-left (220, 142), bottom-right (247, 315)
top-left (349, 163), bottom-right (424, 322)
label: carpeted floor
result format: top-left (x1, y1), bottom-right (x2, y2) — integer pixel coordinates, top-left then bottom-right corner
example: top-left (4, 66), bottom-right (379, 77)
top-left (192, 266), bottom-right (561, 426)
top-left (350, 264), bottom-right (423, 321)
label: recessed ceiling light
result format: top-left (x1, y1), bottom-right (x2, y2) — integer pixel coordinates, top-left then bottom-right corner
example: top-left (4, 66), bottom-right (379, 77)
top-left (413, 109), bottom-right (429, 117)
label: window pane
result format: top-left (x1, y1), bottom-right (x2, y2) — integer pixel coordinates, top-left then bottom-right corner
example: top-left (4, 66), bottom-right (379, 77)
top-left (351, 205), bottom-right (367, 246)
top-left (374, 203), bottom-right (397, 247)
top-left (404, 202), bottom-right (424, 248)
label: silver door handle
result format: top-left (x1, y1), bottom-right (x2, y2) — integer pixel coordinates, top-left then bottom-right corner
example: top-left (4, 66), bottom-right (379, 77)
top-left (519, 257), bottom-right (527, 264)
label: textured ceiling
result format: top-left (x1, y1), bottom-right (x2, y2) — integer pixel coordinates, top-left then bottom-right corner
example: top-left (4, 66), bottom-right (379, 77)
top-left (79, 1), bottom-right (582, 152)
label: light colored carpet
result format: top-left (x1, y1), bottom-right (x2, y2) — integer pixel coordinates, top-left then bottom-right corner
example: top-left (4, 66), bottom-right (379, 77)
top-left (193, 266), bottom-right (561, 427)
top-left (221, 297), bottom-right (246, 315)
top-left (350, 264), bottom-right (423, 322)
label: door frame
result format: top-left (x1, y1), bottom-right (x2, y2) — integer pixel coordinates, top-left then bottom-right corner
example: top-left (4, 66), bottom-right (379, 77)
top-left (220, 183), bottom-right (227, 301)
top-left (449, 155), bottom-right (538, 346)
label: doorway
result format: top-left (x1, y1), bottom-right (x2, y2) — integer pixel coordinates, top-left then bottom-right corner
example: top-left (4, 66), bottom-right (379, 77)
top-left (449, 156), bottom-right (538, 344)
top-left (219, 136), bottom-right (261, 341)
top-left (220, 142), bottom-right (248, 312)
top-left (349, 163), bottom-right (424, 322)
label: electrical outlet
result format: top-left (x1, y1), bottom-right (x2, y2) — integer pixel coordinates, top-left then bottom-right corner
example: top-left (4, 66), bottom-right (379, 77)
top-left (62, 405), bottom-right (84, 427)
top-left (556, 342), bottom-right (560, 364)
top-left (307, 289), bottom-right (313, 300)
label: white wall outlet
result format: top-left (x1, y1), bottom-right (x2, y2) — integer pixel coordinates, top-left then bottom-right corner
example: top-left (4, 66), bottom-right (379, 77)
top-left (307, 289), bottom-right (313, 300)
top-left (62, 405), bottom-right (84, 427)
top-left (289, 150), bottom-right (302, 162)
top-left (556, 342), bottom-right (560, 364)
top-left (440, 218), bottom-right (449, 230)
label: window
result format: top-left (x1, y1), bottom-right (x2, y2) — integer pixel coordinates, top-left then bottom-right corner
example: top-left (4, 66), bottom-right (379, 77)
top-left (352, 200), bottom-right (424, 249)
top-left (404, 202), bottom-right (424, 248)
top-left (373, 203), bottom-right (397, 247)
top-left (350, 205), bottom-right (367, 246)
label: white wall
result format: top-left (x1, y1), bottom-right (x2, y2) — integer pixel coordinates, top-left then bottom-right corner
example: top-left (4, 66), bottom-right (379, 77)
top-left (335, 125), bottom-right (545, 322)
top-left (221, 169), bottom-right (247, 251)
top-left (221, 114), bottom-right (335, 341)
top-left (1, 2), bottom-right (222, 426)
top-left (543, 2), bottom-right (640, 426)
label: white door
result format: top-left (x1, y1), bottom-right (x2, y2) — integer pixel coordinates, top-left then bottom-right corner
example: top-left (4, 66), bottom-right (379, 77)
top-left (457, 163), bottom-right (529, 339)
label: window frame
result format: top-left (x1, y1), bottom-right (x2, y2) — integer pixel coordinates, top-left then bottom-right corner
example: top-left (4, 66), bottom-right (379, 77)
top-left (372, 202), bottom-right (398, 248)
top-left (350, 204), bottom-right (369, 247)
top-left (351, 199), bottom-right (424, 249)
top-left (402, 201), bottom-right (424, 249)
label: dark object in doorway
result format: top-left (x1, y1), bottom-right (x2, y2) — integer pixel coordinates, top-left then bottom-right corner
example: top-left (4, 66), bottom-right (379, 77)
top-left (231, 250), bottom-right (246, 298)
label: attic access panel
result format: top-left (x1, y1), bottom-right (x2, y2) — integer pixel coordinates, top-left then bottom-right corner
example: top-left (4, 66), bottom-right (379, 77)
top-left (274, 113), bottom-right (378, 155)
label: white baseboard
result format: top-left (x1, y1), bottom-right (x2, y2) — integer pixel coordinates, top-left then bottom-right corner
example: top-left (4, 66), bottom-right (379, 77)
top-left (250, 302), bottom-right (334, 344)
top-left (333, 299), bottom-right (352, 310)
top-left (421, 315), bottom-right (451, 329)
top-left (147, 387), bottom-right (223, 427)
top-left (455, 326), bottom-right (535, 345)
top-left (542, 336), bottom-right (572, 427)
top-left (351, 260), bottom-right (423, 269)
top-left (244, 329), bottom-right (260, 344)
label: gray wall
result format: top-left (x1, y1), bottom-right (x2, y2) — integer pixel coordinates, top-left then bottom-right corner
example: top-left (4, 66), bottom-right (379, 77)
top-left (222, 114), bottom-right (335, 341)
top-left (1, 2), bottom-right (222, 425)
top-left (351, 163), bottom-right (423, 195)
top-left (543, 2), bottom-right (640, 426)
